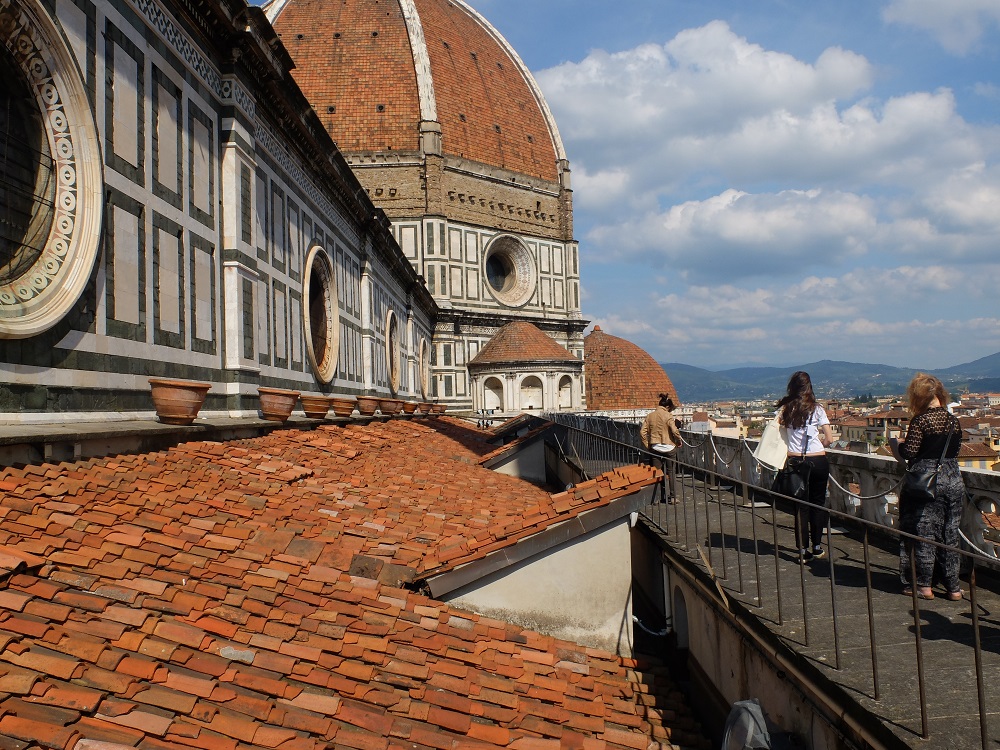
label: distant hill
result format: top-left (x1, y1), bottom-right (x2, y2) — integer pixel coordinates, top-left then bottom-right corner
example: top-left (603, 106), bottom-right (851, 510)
top-left (937, 351), bottom-right (1000, 379)
top-left (663, 354), bottom-right (1000, 403)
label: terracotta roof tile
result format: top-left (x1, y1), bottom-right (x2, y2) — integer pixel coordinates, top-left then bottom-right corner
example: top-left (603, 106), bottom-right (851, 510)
top-left (273, 0), bottom-right (559, 182)
top-left (470, 322), bottom-right (579, 367)
top-left (584, 326), bottom-right (680, 411)
top-left (0, 420), bottom-right (708, 750)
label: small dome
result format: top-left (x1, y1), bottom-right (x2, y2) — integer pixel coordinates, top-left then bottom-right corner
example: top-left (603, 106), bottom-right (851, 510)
top-left (584, 326), bottom-right (680, 410)
top-left (471, 321), bottom-right (578, 366)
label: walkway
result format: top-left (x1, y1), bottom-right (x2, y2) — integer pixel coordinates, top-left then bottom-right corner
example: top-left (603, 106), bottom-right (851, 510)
top-left (640, 469), bottom-right (1000, 750)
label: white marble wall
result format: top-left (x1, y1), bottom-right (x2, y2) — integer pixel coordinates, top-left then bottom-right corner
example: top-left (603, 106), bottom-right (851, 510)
top-left (0, 0), bottom-right (437, 418)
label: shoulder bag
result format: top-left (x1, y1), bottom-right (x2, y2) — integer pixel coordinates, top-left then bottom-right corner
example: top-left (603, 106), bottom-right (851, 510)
top-left (771, 443), bottom-right (811, 501)
top-left (901, 427), bottom-right (954, 504)
top-left (754, 417), bottom-right (788, 471)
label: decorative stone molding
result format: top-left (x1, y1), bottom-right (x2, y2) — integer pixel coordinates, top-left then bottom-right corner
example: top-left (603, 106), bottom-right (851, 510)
top-left (418, 337), bottom-right (430, 398)
top-left (0, 0), bottom-right (103, 338)
top-left (385, 308), bottom-right (400, 393)
top-left (302, 245), bottom-right (339, 383)
top-left (482, 235), bottom-right (536, 309)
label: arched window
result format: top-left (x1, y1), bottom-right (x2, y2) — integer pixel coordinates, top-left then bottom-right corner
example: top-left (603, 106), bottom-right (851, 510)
top-left (519, 375), bottom-right (543, 410)
top-left (484, 377), bottom-right (504, 411)
top-left (558, 375), bottom-right (573, 409)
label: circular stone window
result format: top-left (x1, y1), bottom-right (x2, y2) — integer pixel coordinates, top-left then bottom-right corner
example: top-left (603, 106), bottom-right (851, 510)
top-left (0, 0), bottom-right (103, 338)
top-left (385, 308), bottom-right (400, 393)
top-left (303, 246), bottom-right (340, 383)
top-left (0, 46), bottom-right (54, 286)
top-left (418, 337), bottom-right (430, 398)
top-left (483, 235), bottom-right (536, 308)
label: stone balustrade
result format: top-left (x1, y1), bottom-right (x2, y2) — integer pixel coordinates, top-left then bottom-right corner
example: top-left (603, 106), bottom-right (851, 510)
top-left (675, 430), bottom-right (1000, 561)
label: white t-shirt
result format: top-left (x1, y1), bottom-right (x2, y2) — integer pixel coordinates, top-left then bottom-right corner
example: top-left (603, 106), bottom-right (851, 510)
top-left (783, 405), bottom-right (829, 454)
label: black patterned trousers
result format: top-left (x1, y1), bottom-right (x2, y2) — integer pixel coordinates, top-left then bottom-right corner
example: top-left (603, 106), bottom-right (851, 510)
top-left (898, 459), bottom-right (964, 591)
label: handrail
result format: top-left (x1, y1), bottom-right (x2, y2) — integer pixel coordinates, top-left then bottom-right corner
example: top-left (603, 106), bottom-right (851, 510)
top-left (545, 412), bottom-right (997, 748)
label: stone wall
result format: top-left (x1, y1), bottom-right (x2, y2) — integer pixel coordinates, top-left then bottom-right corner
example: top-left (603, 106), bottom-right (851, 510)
top-left (0, 0), bottom-right (435, 420)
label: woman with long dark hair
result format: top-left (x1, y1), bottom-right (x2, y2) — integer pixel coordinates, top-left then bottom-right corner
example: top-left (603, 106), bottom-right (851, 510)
top-left (776, 371), bottom-right (833, 560)
top-left (897, 373), bottom-right (964, 600)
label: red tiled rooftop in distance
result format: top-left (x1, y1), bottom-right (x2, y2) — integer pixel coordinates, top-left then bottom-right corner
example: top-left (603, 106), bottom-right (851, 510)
top-left (272, 0), bottom-right (559, 181)
top-left (584, 326), bottom-right (680, 411)
top-left (0, 419), bottom-right (703, 749)
top-left (470, 321), bottom-right (579, 366)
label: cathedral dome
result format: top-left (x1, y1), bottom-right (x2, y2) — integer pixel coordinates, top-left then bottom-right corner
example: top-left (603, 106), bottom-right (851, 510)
top-left (470, 321), bottom-right (579, 367)
top-left (584, 326), bottom-right (681, 411)
top-left (265, 0), bottom-right (566, 182)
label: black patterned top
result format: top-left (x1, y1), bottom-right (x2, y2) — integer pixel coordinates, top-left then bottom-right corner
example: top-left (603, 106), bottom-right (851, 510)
top-left (899, 407), bottom-right (962, 463)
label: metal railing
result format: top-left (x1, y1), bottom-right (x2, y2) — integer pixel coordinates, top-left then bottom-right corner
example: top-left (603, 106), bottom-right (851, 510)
top-left (547, 413), bottom-right (997, 749)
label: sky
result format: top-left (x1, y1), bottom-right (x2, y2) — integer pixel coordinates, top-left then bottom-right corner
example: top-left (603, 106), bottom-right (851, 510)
top-left (464, 0), bottom-right (1000, 371)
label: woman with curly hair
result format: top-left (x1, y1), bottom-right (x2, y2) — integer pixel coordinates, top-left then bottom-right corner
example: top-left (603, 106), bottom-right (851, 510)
top-left (776, 371), bottom-right (833, 560)
top-left (897, 373), bottom-right (965, 601)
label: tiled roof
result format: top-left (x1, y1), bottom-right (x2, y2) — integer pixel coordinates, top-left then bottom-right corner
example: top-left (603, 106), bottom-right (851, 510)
top-left (273, 0), bottom-right (560, 182)
top-left (584, 327), bottom-right (679, 412)
top-left (958, 441), bottom-right (999, 459)
top-left (0, 418), bottom-right (708, 749)
top-left (272, 0), bottom-right (421, 153)
top-left (470, 322), bottom-right (579, 367)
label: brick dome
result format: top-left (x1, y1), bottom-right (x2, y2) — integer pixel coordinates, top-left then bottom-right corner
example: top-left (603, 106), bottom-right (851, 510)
top-left (266, 0), bottom-right (565, 182)
top-left (584, 326), bottom-right (680, 410)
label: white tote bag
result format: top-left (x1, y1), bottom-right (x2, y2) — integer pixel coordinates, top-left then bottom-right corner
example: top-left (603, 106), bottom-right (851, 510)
top-left (753, 417), bottom-right (788, 471)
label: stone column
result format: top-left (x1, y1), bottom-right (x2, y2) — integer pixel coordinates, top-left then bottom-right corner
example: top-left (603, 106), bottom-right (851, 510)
top-left (220, 73), bottom-right (261, 409)
top-left (360, 252), bottom-right (374, 393)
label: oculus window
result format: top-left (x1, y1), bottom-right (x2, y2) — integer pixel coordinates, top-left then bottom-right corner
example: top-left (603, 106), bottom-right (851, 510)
top-left (303, 246), bottom-right (339, 382)
top-left (385, 308), bottom-right (400, 393)
top-left (483, 235), bottom-right (536, 308)
top-left (0, 0), bottom-right (104, 338)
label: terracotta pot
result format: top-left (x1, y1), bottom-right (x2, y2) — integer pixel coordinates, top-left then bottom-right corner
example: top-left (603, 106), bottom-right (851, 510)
top-left (432, 403), bottom-right (447, 414)
top-left (418, 402), bottom-right (434, 415)
top-left (356, 396), bottom-right (379, 416)
top-left (329, 396), bottom-right (357, 417)
top-left (258, 387), bottom-right (300, 422)
top-left (402, 401), bottom-right (418, 414)
top-left (378, 398), bottom-right (403, 415)
top-left (148, 378), bottom-right (211, 425)
top-left (300, 395), bottom-right (332, 419)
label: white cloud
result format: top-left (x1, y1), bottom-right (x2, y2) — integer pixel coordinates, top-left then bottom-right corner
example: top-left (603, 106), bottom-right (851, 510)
top-left (586, 261), bottom-right (1000, 369)
top-left (587, 188), bottom-right (878, 279)
top-left (538, 22), bottom-right (872, 147)
top-left (883, 0), bottom-right (1000, 54)
top-left (539, 22), bottom-right (1000, 279)
top-left (973, 82), bottom-right (1000, 99)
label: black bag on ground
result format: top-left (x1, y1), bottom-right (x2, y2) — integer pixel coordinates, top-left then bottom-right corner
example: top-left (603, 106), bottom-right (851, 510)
top-left (772, 458), bottom-right (811, 500)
